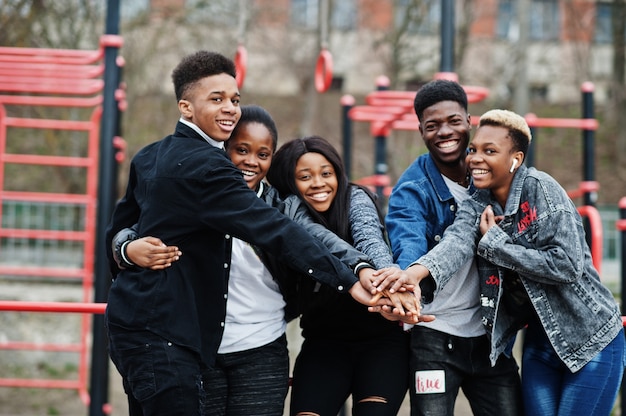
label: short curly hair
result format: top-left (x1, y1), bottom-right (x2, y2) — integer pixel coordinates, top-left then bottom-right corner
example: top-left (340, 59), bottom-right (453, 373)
top-left (413, 79), bottom-right (468, 121)
top-left (478, 109), bottom-right (532, 155)
top-left (171, 50), bottom-right (236, 101)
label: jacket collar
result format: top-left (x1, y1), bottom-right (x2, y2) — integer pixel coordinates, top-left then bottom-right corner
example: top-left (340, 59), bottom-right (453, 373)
top-left (474, 163), bottom-right (529, 217)
top-left (425, 154), bottom-right (475, 203)
top-left (503, 163), bottom-right (529, 216)
top-left (176, 118), bottom-right (225, 149)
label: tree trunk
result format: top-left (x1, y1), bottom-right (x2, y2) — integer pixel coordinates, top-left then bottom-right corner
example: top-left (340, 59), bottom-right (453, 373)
top-left (612, 0), bottom-right (626, 171)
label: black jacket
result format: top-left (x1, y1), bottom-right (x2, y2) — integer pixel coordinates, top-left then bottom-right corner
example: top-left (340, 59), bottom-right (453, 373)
top-left (105, 122), bottom-right (359, 366)
top-left (110, 182), bottom-right (371, 323)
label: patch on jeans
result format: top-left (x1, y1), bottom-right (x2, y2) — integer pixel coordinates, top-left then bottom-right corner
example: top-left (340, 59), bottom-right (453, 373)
top-left (415, 370), bottom-right (445, 394)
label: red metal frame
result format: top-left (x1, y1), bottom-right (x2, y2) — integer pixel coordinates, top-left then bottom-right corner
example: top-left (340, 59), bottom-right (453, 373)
top-left (0, 36), bottom-right (121, 406)
top-left (315, 48), bottom-right (333, 93)
top-left (234, 44), bottom-right (247, 89)
top-left (576, 205), bottom-right (603, 274)
top-left (349, 78), bottom-right (489, 196)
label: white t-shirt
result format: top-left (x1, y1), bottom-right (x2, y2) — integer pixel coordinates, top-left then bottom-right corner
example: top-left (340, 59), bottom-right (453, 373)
top-left (218, 238), bottom-right (286, 353)
top-left (217, 183), bottom-right (287, 354)
top-left (415, 176), bottom-right (484, 337)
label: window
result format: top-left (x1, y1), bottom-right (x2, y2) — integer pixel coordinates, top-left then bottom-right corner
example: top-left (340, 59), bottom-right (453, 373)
top-left (122, 0), bottom-right (148, 19)
top-left (291, 0), bottom-right (357, 31)
top-left (595, 2), bottom-right (611, 44)
top-left (529, 0), bottom-right (559, 41)
top-left (395, 0), bottom-right (440, 35)
top-left (497, 0), bottom-right (560, 41)
top-left (332, 0), bottom-right (356, 31)
top-left (595, 2), bottom-right (612, 44)
top-left (496, 0), bottom-right (515, 39)
top-left (291, 0), bottom-right (318, 29)
top-left (185, 0), bottom-right (238, 25)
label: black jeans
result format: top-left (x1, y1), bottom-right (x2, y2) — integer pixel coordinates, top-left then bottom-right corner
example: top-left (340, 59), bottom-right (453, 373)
top-left (203, 333), bottom-right (289, 416)
top-left (408, 326), bottom-right (523, 416)
top-left (290, 331), bottom-right (410, 416)
top-left (107, 326), bottom-right (209, 416)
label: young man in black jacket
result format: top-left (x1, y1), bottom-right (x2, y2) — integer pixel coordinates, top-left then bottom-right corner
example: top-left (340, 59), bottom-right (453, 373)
top-left (104, 51), bottom-right (404, 415)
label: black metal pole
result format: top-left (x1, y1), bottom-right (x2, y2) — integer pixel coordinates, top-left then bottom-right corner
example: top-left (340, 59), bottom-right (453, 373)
top-left (374, 77), bottom-right (389, 200)
top-left (341, 95), bottom-right (355, 180)
top-left (581, 82), bottom-right (596, 207)
top-left (89, 0), bottom-right (121, 414)
top-left (440, 0), bottom-right (455, 73)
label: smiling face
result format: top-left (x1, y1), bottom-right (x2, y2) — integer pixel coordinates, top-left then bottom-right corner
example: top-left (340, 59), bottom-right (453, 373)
top-left (467, 124), bottom-right (523, 207)
top-left (294, 152), bottom-right (338, 213)
top-left (419, 100), bottom-right (471, 172)
top-left (226, 122), bottom-right (274, 191)
top-left (177, 73), bottom-right (241, 142)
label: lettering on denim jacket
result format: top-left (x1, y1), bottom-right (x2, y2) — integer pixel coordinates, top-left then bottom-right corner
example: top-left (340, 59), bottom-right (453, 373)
top-left (517, 200), bottom-right (537, 233)
top-left (485, 274), bottom-right (499, 286)
top-left (481, 295), bottom-right (495, 308)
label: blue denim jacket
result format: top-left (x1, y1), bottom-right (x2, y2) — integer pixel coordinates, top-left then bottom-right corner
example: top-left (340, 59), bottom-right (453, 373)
top-left (416, 164), bottom-right (622, 372)
top-left (386, 154), bottom-right (474, 269)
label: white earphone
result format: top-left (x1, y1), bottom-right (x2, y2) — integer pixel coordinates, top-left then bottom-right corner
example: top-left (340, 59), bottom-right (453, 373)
top-left (509, 159), bottom-right (518, 173)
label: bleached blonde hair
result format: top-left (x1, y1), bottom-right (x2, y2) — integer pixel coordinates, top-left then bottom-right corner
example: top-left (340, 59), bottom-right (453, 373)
top-left (478, 109), bottom-right (532, 145)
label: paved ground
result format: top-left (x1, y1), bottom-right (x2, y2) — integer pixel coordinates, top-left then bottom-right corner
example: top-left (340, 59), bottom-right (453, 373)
top-left (0, 260), bottom-right (622, 414)
top-left (283, 321), bottom-right (476, 416)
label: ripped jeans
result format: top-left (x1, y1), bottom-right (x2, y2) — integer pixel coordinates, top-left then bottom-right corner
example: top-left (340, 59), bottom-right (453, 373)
top-left (107, 325), bottom-right (209, 416)
top-left (289, 331), bottom-right (409, 416)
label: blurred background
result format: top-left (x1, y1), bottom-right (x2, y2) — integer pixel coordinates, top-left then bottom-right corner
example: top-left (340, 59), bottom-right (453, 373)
top-left (0, 1), bottom-right (625, 414)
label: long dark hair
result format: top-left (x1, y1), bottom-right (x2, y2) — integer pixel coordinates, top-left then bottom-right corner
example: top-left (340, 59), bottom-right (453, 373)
top-left (267, 135), bottom-right (382, 242)
top-left (267, 136), bottom-right (353, 240)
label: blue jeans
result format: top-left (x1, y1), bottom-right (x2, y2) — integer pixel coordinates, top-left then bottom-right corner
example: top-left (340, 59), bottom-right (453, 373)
top-left (203, 334), bottom-right (289, 416)
top-left (107, 325), bottom-right (209, 416)
top-left (522, 324), bottom-right (625, 416)
top-left (408, 326), bottom-right (523, 416)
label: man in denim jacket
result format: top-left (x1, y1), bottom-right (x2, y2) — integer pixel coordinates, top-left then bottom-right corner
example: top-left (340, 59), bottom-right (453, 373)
top-left (396, 109), bottom-right (625, 415)
top-left (417, 162), bottom-right (623, 373)
top-left (385, 80), bottom-right (523, 415)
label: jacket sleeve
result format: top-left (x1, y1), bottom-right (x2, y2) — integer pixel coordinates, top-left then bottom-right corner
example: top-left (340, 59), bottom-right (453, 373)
top-left (414, 200), bottom-right (480, 297)
top-left (105, 161), bottom-right (141, 279)
top-left (349, 187), bottom-right (397, 269)
top-left (281, 194), bottom-right (373, 271)
top-left (386, 180), bottom-right (435, 269)
top-left (195, 159), bottom-right (359, 292)
top-left (111, 225), bottom-right (140, 270)
top-left (477, 177), bottom-right (585, 285)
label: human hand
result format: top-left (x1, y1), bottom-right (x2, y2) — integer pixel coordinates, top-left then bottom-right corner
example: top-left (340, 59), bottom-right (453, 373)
top-left (377, 307), bottom-right (436, 324)
top-left (348, 281), bottom-right (386, 307)
top-left (368, 290), bottom-right (435, 324)
top-left (357, 266), bottom-right (377, 293)
top-left (386, 289), bottom-right (420, 317)
top-left (378, 309), bottom-right (402, 322)
top-left (371, 265), bottom-right (427, 294)
top-left (480, 205), bottom-right (503, 235)
top-left (126, 237), bottom-right (182, 270)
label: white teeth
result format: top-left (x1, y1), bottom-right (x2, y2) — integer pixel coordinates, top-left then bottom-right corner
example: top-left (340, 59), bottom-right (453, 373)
top-left (437, 140), bottom-right (457, 149)
top-left (241, 170), bottom-right (256, 177)
top-left (219, 120), bottom-right (234, 126)
top-left (472, 169), bottom-right (489, 175)
top-left (310, 192), bottom-right (329, 200)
